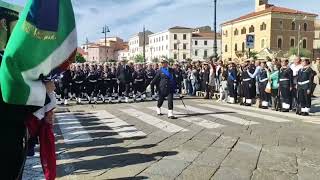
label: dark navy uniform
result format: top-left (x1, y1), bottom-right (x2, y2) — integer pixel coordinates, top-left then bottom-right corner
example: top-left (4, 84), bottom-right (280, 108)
top-left (242, 69), bottom-right (254, 106)
top-left (151, 66), bottom-right (176, 118)
top-left (278, 66), bottom-right (293, 112)
top-left (227, 66), bottom-right (238, 104)
top-left (133, 69), bottom-right (147, 100)
top-left (146, 67), bottom-right (156, 97)
top-left (117, 64), bottom-right (132, 99)
top-left (86, 71), bottom-right (99, 103)
top-left (258, 68), bottom-right (269, 108)
top-left (174, 68), bottom-right (184, 95)
top-left (296, 66), bottom-right (314, 115)
top-left (72, 69), bottom-right (85, 103)
top-left (61, 69), bottom-right (72, 104)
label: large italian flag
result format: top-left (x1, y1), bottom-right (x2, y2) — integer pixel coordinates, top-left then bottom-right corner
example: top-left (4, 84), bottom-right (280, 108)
top-left (0, 0), bottom-right (77, 107)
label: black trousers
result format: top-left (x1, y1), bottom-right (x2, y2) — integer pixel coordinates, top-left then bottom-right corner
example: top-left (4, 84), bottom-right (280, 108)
top-left (146, 79), bottom-right (155, 95)
top-left (61, 84), bottom-right (70, 99)
top-left (73, 83), bottom-right (83, 98)
top-left (259, 82), bottom-right (268, 102)
top-left (119, 82), bottom-right (130, 97)
top-left (279, 86), bottom-right (291, 106)
top-left (297, 88), bottom-right (311, 109)
top-left (134, 82), bottom-right (145, 94)
top-left (243, 82), bottom-right (254, 100)
top-left (157, 93), bottom-right (173, 110)
top-left (2, 118), bottom-right (26, 180)
top-left (86, 82), bottom-right (98, 97)
top-left (227, 81), bottom-right (237, 99)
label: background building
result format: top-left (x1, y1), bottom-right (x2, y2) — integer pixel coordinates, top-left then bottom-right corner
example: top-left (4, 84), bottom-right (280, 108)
top-left (221, 0), bottom-right (318, 62)
top-left (314, 19), bottom-right (320, 59)
top-left (128, 31), bottom-right (153, 60)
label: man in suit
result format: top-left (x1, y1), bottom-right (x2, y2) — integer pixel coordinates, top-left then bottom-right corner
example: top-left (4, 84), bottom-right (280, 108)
top-left (149, 58), bottom-right (177, 119)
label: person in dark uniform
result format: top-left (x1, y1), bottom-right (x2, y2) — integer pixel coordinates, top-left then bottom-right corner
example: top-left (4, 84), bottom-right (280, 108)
top-left (258, 61), bottom-right (270, 109)
top-left (111, 66), bottom-right (118, 100)
top-left (149, 58), bottom-right (177, 119)
top-left (278, 58), bottom-right (293, 112)
top-left (296, 58), bottom-right (315, 116)
top-left (60, 66), bottom-right (72, 105)
top-left (242, 63), bottom-right (255, 106)
top-left (96, 64), bottom-right (105, 102)
top-left (173, 63), bottom-right (183, 97)
top-left (73, 64), bottom-right (85, 104)
top-left (133, 63), bottom-right (147, 102)
top-left (146, 63), bottom-right (156, 99)
top-left (117, 59), bottom-right (132, 103)
top-left (227, 61), bottom-right (238, 104)
top-left (86, 64), bottom-right (99, 104)
top-left (201, 62), bottom-right (210, 99)
top-left (102, 64), bottom-right (114, 103)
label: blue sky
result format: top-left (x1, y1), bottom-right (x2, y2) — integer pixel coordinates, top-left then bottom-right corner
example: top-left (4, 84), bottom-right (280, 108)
top-left (6, 0), bottom-right (320, 44)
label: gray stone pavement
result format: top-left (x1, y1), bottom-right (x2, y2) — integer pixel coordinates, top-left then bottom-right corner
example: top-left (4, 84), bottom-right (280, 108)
top-left (23, 96), bottom-right (320, 180)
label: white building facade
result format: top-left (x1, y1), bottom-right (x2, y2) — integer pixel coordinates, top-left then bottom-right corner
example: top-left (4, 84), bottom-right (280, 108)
top-left (128, 31), bottom-right (153, 60)
top-left (191, 32), bottom-right (222, 61)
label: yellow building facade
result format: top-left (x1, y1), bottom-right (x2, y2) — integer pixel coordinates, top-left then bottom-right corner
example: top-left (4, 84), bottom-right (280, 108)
top-left (221, 0), bottom-right (318, 61)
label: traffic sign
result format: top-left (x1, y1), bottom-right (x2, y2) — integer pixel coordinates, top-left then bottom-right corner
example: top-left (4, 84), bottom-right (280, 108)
top-left (246, 34), bottom-right (255, 49)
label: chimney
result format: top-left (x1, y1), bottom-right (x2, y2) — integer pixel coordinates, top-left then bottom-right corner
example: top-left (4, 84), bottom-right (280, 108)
top-left (255, 0), bottom-right (268, 12)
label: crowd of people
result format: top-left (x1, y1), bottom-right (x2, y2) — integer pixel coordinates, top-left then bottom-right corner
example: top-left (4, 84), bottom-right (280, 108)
top-left (54, 56), bottom-right (320, 116)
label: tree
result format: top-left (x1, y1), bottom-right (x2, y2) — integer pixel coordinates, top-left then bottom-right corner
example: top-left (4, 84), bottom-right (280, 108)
top-left (168, 58), bottom-right (174, 65)
top-left (248, 50), bottom-right (258, 59)
top-left (76, 52), bottom-right (86, 63)
top-left (134, 54), bottom-right (144, 63)
top-left (152, 58), bottom-right (159, 63)
top-left (288, 47), bottom-right (312, 58)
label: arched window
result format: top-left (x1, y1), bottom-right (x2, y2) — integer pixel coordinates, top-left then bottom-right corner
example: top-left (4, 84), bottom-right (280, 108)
top-left (303, 39), bottom-right (307, 48)
top-left (249, 25), bottom-right (255, 33)
top-left (225, 45), bottom-right (228, 52)
top-left (290, 38), bottom-right (295, 47)
top-left (234, 43), bottom-right (238, 51)
top-left (291, 22), bottom-right (296, 30)
top-left (304, 23), bottom-right (308, 31)
top-left (279, 20), bottom-right (283, 29)
top-left (234, 29), bottom-right (239, 36)
top-left (260, 22), bottom-right (267, 31)
top-left (261, 39), bottom-right (265, 48)
top-left (225, 30), bottom-right (228, 37)
top-left (277, 38), bottom-right (282, 49)
top-left (241, 27), bottom-right (246, 34)
top-left (242, 42), bottom-right (245, 52)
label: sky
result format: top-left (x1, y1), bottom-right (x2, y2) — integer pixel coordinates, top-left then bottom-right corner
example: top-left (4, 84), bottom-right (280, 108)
top-left (6, 0), bottom-right (320, 44)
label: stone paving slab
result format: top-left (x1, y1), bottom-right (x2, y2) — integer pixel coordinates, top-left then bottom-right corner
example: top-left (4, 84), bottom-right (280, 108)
top-left (211, 135), bottom-right (239, 149)
top-left (193, 147), bottom-right (231, 167)
top-left (251, 169), bottom-right (298, 180)
top-left (176, 164), bottom-right (218, 180)
top-left (211, 167), bottom-right (252, 180)
top-left (163, 148), bottom-right (201, 162)
top-left (141, 159), bottom-right (190, 178)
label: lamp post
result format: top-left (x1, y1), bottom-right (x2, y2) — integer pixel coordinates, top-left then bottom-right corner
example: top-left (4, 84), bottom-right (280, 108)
top-left (213, 0), bottom-right (218, 61)
top-left (102, 25), bottom-right (110, 62)
top-left (177, 40), bottom-right (181, 62)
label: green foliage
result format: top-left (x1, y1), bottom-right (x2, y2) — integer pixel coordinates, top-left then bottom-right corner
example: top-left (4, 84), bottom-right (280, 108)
top-left (76, 52), bottom-right (86, 63)
top-left (248, 50), bottom-right (258, 59)
top-left (152, 58), bottom-right (159, 63)
top-left (288, 47), bottom-right (312, 58)
top-left (168, 58), bottom-right (175, 65)
top-left (134, 54), bottom-right (145, 63)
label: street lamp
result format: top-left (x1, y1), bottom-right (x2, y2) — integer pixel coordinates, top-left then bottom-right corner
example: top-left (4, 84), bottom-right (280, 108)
top-left (213, 0), bottom-right (218, 61)
top-left (102, 25), bottom-right (110, 62)
top-left (177, 40), bottom-right (181, 61)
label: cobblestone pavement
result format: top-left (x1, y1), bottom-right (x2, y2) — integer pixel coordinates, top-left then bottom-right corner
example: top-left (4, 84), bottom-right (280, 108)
top-left (24, 96), bottom-right (320, 180)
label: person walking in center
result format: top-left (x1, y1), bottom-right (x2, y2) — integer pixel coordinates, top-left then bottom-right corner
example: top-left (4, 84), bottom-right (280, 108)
top-left (149, 58), bottom-right (177, 119)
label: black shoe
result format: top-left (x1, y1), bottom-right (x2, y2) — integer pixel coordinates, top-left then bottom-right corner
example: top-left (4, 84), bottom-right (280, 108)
top-left (302, 112), bottom-right (309, 116)
top-left (157, 113), bottom-right (163, 116)
top-left (282, 109), bottom-right (289, 112)
top-left (168, 116), bottom-right (177, 119)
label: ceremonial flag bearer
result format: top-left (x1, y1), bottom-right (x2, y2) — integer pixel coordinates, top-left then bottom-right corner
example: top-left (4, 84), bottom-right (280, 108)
top-left (150, 58), bottom-right (177, 119)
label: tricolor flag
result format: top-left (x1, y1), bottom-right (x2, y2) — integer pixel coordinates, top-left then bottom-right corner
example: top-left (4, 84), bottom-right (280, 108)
top-left (0, 0), bottom-right (77, 107)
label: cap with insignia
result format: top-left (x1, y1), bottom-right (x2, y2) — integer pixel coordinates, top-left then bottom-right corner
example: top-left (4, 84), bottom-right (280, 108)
top-left (160, 58), bottom-right (168, 63)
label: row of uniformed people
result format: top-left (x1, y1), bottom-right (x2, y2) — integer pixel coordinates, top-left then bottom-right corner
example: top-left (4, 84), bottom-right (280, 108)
top-left (226, 57), bottom-right (316, 116)
top-left (54, 60), bottom-right (185, 104)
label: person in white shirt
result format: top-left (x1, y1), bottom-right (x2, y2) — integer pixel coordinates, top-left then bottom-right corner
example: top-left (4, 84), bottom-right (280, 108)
top-left (290, 57), bottom-right (303, 110)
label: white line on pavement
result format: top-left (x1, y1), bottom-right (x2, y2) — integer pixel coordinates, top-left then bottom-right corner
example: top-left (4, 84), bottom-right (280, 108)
top-left (199, 104), bottom-right (291, 123)
top-left (120, 108), bottom-right (188, 133)
top-left (56, 112), bottom-right (93, 144)
top-left (148, 107), bottom-right (224, 129)
top-left (176, 105), bottom-right (259, 126)
top-left (93, 110), bottom-right (146, 138)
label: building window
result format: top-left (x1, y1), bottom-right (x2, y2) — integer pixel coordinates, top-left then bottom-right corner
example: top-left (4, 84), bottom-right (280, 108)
top-left (302, 39), bottom-right (307, 48)
top-left (204, 50), bottom-right (208, 58)
top-left (234, 29), bottom-right (239, 36)
top-left (261, 39), bottom-right (265, 48)
top-left (174, 34), bottom-right (177, 40)
top-left (249, 25), bottom-right (255, 33)
top-left (162, 46), bottom-right (164, 51)
top-left (304, 23), bottom-right (308, 31)
top-left (225, 45), bottom-right (228, 52)
top-left (260, 22), bottom-right (267, 31)
top-left (183, 54), bottom-right (186, 59)
top-left (204, 41), bottom-right (208, 46)
top-left (291, 22), bottom-right (296, 30)
top-left (241, 27), bottom-right (246, 34)
top-left (279, 20), bottom-right (283, 29)
top-left (195, 50), bottom-right (198, 56)
top-left (234, 44), bottom-right (238, 51)
top-left (290, 38), bottom-right (295, 47)
top-left (277, 38), bottom-right (282, 49)
top-left (166, 35), bottom-right (168, 40)
top-left (183, 43), bottom-right (187, 50)
top-left (195, 40), bottom-right (198, 45)
top-left (242, 42), bottom-right (245, 52)
top-left (166, 45), bottom-right (168, 50)
top-left (225, 30), bottom-right (228, 37)
top-left (183, 34), bottom-right (187, 40)
top-left (174, 43), bottom-right (177, 50)
top-left (174, 53), bottom-right (177, 59)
